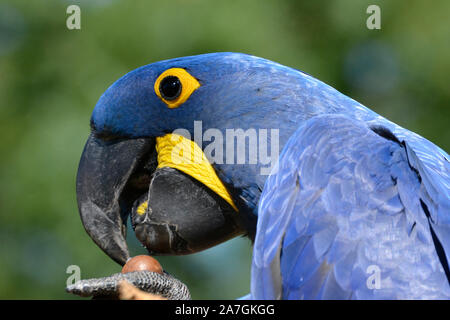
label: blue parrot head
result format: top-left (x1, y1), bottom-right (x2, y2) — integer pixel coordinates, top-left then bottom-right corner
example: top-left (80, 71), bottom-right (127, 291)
top-left (77, 52), bottom-right (356, 265)
top-left (91, 52), bottom-right (306, 138)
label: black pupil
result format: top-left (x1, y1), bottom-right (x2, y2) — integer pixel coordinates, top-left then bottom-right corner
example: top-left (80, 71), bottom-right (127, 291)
top-left (159, 76), bottom-right (182, 100)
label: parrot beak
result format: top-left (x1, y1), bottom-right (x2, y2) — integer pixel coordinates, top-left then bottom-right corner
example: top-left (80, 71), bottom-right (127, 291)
top-left (76, 133), bottom-right (156, 265)
top-left (77, 132), bottom-right (248, 265)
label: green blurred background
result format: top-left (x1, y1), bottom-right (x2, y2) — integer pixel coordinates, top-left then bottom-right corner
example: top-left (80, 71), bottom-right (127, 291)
top-left (0, 0), bottom-right (449, 299)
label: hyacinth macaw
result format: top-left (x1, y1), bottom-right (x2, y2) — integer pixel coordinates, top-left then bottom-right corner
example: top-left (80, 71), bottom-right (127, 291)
top-left (68, 53), bottom-right (450, 299)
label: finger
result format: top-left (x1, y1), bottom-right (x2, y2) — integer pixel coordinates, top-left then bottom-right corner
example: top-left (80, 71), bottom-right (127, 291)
top-left (118, 280), bottom-right (167, 300)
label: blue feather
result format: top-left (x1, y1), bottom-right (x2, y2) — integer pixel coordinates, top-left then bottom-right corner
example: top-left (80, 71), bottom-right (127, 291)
top-left (252, 114), bottom-right (450, 299)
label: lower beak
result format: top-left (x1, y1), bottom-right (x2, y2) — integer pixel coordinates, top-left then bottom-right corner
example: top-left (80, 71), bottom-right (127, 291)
top-left (76, 133), bottom-right (155, 265)
top-left (131, 166), bottom-right (244, 255)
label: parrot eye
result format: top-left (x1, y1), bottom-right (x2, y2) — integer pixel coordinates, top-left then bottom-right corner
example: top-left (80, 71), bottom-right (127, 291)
top-left (159, 76), bottom-right (182, 101)
top-left (154, 68), bottom-right (201, 109)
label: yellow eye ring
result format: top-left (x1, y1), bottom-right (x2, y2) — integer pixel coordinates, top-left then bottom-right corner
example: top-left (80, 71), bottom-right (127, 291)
top-left (154, 68), bottom-right (200, 109)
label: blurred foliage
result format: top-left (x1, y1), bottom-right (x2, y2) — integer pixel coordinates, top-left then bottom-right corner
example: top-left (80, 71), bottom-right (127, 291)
top-left (0, 0), bottom-right (448, 299)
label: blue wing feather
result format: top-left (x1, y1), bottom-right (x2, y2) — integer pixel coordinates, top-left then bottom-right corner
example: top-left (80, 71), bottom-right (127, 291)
top-left (251, 114), bottom-right (450, 299)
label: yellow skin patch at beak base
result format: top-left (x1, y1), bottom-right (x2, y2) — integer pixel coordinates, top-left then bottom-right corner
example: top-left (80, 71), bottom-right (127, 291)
top-left (155, 133), bottom-right (238, 212)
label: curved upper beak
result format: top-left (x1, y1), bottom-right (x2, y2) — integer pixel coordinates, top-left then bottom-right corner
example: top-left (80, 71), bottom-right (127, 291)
top-left (76, 133), bottom-right (155, 265)
top-left (76, 132), bottom-right (247, 265)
